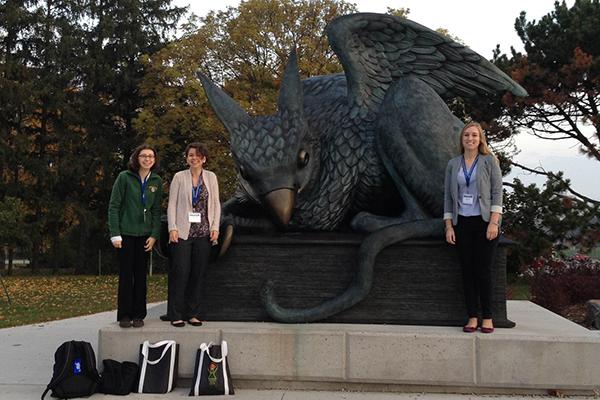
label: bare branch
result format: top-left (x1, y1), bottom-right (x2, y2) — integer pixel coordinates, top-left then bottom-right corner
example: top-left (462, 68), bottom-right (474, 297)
top-left (509, 160), bottom-right (600, 204)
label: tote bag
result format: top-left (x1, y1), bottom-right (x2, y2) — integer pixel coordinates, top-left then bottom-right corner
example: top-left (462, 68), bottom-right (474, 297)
top-left (190, 341), bottom-right (234, 396)
top-left (98, 359), bottom-right (139, 395)
top-left (137, 340), bottom-right (178, 393)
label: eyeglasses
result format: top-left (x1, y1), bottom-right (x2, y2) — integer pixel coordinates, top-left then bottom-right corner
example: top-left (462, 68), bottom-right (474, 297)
top-left (139, 155), bottom-right (155, 159)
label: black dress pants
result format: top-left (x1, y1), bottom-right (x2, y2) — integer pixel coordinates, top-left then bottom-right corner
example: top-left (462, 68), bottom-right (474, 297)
top-left (117, 235), bottom-right (149, 321)
top-left (455, 215), bottom-right (498, 319)
top-left (170, 236), bottom-right (211, 321)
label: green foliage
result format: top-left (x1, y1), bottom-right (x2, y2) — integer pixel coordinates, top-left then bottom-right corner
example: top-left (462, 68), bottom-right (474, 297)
top-left (503, 175), bottom-right (599, 268)
top-left (0, 0), bottom-right (184, 273)
top-left (385, 7), bottom-right (409, 18)
top-left (0, 196), bottom-right (28, 249)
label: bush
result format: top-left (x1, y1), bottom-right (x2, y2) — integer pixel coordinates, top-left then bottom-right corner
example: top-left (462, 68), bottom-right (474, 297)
top-left (522, 254), bottom-right (600, 314)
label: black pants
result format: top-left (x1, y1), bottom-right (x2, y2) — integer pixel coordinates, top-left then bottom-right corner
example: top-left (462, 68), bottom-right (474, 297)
top-left (165, 260), bottom-right (175, 318)
top-left (455, 216), bottom-right (498, 319)
top-left (170, 236), bottom-right (211, 321)
top-left (117, 235), bottom-right (149, 321)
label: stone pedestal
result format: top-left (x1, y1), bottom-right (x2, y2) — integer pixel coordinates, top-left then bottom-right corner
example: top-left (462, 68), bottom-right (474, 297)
top-left (98, 301), bottom-right (600, 394)
top-left (201, 232), bottom-right (514, 327)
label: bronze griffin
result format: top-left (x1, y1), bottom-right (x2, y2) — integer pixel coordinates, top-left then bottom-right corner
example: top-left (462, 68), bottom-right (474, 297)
top-left (198, 13), bottom-right (526, 322)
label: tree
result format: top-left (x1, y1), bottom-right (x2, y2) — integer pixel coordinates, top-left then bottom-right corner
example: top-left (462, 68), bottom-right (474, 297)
top-left (0, 196), bottom-right (28, 274)
top-left (462, 0), bottom-right (600, 265)
top-left (135, 0), bottom-right (358, 197)
top-left (0, 0), bottom-right (185, 273)
top-left (499, 0), bottom-right (600, 190)
top-left (503, 176), bottom-right (599, 268)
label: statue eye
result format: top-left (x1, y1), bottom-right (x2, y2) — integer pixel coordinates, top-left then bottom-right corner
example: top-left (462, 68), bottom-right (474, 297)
top-left (297, 150), bottom-right (309, 168)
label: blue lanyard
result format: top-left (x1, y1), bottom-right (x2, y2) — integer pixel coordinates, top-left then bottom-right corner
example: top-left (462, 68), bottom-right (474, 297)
top-left (461, 155), bottom-right (479, 188)
top-left (192, 175), bottom-right (203, 205)
top-left (138, 172), bottom-right (151, 207)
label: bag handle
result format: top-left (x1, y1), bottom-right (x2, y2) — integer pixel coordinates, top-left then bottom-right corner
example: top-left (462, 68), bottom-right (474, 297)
top-left (199, 340), bottom-right (227, 363)
top-left (141, 340), bottom-right (176, 366)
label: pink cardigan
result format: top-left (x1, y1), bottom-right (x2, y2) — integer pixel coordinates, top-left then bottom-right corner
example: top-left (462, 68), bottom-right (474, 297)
top-left (167, 169), bottom-right (221, 240)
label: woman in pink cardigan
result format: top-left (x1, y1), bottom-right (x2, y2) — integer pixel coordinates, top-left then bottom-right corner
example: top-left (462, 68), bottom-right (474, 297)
top-left (167, 142), bottom-right (221, 327)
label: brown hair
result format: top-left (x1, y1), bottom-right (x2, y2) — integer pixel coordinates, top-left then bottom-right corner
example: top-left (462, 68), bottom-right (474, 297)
top-left (185, 142), bottom-right (209, 163)
top-left (459, 122), bottom-right (493, 156)
top-left (128, 144), bottom-right (159, 172)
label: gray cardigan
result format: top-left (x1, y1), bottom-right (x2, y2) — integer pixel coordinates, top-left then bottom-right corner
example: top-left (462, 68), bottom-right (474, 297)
top-left (167, 169), bottom-right (221, 240)
top-left (443, 153), bottom-right (503, 226)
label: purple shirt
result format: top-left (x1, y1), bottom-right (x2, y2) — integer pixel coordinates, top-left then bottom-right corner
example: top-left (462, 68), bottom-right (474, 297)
top-left (457, 164), bottom-right (481, 217)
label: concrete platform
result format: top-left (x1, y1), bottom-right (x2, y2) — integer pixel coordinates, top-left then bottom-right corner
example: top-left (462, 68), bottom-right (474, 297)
top-left (98, 301), bottom-right (600, 395)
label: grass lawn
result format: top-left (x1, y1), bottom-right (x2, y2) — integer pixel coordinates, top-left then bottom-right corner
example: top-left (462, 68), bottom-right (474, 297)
top-left (0, 274), bottom-right (167, 329)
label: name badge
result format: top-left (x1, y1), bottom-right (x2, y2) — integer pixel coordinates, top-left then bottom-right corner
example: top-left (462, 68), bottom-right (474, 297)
top-left (188, 212), bottom-right (201, 223)
top-left (462, 194), bottom-right (474, 205)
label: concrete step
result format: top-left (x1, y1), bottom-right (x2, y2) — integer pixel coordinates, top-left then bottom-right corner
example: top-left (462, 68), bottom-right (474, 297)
top-left (98, 301), bottom-right (600, 395)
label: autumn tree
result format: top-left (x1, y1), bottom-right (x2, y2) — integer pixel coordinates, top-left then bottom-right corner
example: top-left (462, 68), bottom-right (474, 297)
top-left (135, 0), bottom-right (358, 196)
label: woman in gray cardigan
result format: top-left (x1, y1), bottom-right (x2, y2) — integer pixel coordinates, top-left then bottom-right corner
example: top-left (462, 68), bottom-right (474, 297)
top-left (443, 122), bottom-right (502, 334)
top-left (167, 142), bottom-right (221, 327)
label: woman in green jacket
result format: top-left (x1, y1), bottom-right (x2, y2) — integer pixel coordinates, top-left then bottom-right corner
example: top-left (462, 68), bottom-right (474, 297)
top-left (108, 144), bottom-right (163, 328)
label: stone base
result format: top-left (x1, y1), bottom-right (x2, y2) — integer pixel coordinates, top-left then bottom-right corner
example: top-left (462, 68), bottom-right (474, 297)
top-left (98, 301), bottom-right (600, 394)
top-left (200, 232), bottom-right (514, 327)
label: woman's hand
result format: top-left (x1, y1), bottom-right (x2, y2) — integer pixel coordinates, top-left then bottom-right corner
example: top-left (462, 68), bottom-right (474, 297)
top-left (210, 230), bottom-right (219, 244)
top-left (144, 237), bottom-right (156, 252)
top-left (169, 230), bottom-right (179, 243)
top-left (486, 223), bottom-right (499, 241)
top-left (445, 227), bottom-right (456, 245)
top-left (112, 240), bottom-right (122, 249)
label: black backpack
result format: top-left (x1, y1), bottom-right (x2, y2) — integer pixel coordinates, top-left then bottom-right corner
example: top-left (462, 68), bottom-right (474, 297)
top-left (41, 340), bottom-right (100, 399)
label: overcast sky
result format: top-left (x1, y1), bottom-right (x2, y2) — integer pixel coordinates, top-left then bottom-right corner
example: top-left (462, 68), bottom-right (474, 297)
top-left (174, 0), bottom-right (599, 200)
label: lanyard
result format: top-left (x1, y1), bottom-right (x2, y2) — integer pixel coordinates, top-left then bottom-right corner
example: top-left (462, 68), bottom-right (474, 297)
top-left (138, 172), bottom-right (151, 207)
top-left (192, 174), bottom-right (203, 205)
top-left (461, 155), bottom-right (479, 188)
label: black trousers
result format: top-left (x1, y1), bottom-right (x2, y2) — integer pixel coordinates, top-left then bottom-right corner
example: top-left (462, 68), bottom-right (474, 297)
top-left (170, 236), bottom-right (211, 321)
top-left (117, 235), bottom-right (148, 321)
top-left (455, 215), bottom-right (498, 319)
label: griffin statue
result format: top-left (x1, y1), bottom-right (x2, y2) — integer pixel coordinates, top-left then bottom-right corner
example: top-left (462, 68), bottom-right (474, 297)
top-left (197, 13), bottom-right (526, 323)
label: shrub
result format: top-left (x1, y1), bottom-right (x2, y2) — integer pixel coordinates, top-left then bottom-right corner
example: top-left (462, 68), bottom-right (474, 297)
top-left (522, 254), bottom-right (600, 313)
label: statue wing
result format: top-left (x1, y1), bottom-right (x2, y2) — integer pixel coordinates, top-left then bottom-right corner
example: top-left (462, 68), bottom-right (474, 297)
top-left (326, 13), bottom-right (527, 112)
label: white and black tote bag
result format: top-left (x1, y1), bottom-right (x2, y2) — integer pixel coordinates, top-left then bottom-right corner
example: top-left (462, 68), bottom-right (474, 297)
top-left (137, 339), bottom-right (179, 393)
top-left (190, 341), bottom-right (234, 396)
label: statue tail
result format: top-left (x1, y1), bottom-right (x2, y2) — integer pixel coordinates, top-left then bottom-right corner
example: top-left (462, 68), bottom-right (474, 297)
top-left (260, 218), bottom-right (443, 323)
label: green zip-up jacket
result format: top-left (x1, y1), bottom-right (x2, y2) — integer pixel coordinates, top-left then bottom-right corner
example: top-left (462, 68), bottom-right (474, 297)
top-left (108, 170), bottom-right (163, 239)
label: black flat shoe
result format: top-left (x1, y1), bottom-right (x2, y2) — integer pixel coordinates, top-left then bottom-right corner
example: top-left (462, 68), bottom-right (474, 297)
top-left (188, 318), bottom-right (203, 326)
top-left (132, 319), bottom-right (144, 328)
top-left (160, 314), bottom-right (170, 322)
top-left (171, 320), bottom-right (185, 327)
top-left (119, 318), bottom-right (132, 328)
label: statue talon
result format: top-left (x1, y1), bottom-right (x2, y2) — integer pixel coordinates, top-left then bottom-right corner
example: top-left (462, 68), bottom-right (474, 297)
top-left (350, 211), bottom-right (420, 233)
top-left (218, 223), bottom-right (234, 258)
top-left (200, 13), bottom-right (527, 322)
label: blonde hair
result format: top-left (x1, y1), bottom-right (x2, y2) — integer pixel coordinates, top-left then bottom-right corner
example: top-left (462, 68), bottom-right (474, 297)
top-left (459, 122), bottom-right (493, 156)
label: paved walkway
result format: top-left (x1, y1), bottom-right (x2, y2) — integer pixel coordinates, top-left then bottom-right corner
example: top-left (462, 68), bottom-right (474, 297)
top-left (0, 303), bottom-right (597, 400)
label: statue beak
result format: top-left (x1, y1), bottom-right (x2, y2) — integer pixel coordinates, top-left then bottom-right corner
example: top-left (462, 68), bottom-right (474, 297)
top-left (263, 188), bottom-right (295, 227)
